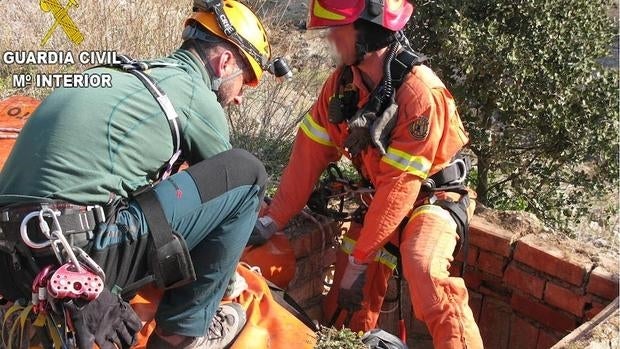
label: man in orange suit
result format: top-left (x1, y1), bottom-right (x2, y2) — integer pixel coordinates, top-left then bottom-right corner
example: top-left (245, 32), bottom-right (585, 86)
top-left (251, 1), bottom-right (484, 348)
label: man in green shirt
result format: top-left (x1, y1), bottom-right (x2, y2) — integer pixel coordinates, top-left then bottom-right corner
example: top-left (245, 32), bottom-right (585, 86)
top-left (0, 1), bottom-right (277, 348)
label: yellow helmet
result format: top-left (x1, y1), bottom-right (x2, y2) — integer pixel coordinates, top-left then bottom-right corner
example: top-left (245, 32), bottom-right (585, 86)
top-left (184, 0), bottom-right (271, 86)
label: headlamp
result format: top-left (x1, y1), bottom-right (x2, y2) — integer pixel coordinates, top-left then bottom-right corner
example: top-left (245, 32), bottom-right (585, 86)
top-left (192, 0), bottom-right (293, 82)
top-left (268, 57), bottom-right (293, 82)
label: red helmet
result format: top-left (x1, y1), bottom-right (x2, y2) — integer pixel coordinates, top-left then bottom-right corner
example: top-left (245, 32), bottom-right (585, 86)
top-left (307, 0), bottom-right (414, 31)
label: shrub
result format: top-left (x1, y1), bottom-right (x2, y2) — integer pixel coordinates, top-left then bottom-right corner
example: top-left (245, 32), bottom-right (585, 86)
top-left (406, 0), bottom-right (619, 232)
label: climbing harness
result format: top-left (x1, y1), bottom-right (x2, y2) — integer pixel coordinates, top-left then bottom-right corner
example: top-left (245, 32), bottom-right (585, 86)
top-left (105, 55), bottom-right (183, 182)
top-left (2, 205), bottom-right (107, 349)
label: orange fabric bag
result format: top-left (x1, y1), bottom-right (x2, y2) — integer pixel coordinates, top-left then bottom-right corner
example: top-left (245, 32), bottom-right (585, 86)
top-left (129, 264), bottom-right (317, 349)
top-left (241, 233), bottom-right (297, 289)
top-left (228, 264), bottom-right (317, 349)
top-left (0, 95), bottom-right (40, 169)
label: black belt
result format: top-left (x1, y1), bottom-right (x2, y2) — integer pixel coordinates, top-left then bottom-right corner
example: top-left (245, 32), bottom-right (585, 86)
top-left (0, 201), bottom-right (105, 256)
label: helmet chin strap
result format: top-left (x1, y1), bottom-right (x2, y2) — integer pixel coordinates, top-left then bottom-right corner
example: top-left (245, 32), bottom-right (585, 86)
top-left (211, 68), bottom-right (243, 91)
top-left (191, 39), bottom-right (243, 92)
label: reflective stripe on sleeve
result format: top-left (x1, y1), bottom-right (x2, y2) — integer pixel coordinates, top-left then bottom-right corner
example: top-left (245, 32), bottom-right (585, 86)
top-left (381, 146), bottom-right (431, 178)
top-left (299, 113), bottom-right (335, 147)
top-left (341, 236), bottom-right (398, 270)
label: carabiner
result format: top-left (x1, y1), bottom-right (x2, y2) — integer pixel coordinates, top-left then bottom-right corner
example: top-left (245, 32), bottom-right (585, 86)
top-left (20, 210), bottom-right (59, 249)
top-left (40, 208), bottom-right (83, 273)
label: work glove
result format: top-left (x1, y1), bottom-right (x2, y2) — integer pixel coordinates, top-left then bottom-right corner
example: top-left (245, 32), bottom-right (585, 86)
top-left (369, 100), bottom-right (399, 155)
top-left (338, 255), bottom-right (368, 312)
top-left (64, 288), bottom-right (142, 349)
top-left (247, 215), bottom-right (278, 246)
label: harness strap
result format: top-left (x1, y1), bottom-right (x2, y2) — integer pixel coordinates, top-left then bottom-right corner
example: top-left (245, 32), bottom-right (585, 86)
top-left (423, 155), bottom-right (472, 192)
top-left (2, 302), bottom-right (23, 347)
top-left (331, 49), bottom-right (425, 126)
top-left (106, 54), bottom-right (183, 181)
top-left (133, 187), bottom-right (196, 290)
top-left (390, 49), bottom-right (424, 88)
top-left (434, 194), bottom-right (471, 271)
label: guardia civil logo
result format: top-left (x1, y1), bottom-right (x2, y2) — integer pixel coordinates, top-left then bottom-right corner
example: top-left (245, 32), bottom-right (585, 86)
top-left (40, 0), bottom-right (84, 46)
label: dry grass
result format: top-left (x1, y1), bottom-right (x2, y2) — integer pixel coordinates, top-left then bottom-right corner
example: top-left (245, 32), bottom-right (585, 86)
top-left (0, 1), bottom-right (190, 99)
top-left (0, 0), bottom-right (331, 189)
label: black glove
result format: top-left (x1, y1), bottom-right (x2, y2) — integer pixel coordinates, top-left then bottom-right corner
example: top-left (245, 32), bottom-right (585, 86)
top-left (247, 216), bottom-right (278, 246)
top-left (337, 256), bottom-right (368, 312)
top-left (64, 288), bottom-right (142, 349)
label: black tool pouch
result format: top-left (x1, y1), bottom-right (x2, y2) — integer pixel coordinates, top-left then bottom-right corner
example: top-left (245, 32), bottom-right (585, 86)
top-left (133, 187), bottom-right (196, 290)
top-left (148, 230), bottom-right (195, 290)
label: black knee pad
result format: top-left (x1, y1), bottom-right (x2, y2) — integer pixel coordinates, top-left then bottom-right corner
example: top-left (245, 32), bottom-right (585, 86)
top-left (186, 149), bottom-right (267, 203)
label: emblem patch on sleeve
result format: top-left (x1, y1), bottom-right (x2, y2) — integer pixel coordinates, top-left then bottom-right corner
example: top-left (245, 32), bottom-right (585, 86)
top-left (409, 116), bottom-right (430, 140)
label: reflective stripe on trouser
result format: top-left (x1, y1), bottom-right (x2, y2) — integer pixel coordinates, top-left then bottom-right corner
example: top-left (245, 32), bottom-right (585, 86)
top-left (401, 204), bottom-right (483, 349)
top-left (322, 222), bottom-right (396, 332)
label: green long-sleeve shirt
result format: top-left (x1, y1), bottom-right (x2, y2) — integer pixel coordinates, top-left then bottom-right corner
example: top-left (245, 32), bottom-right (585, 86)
top-left (0, 49), bottom-right (231, 205)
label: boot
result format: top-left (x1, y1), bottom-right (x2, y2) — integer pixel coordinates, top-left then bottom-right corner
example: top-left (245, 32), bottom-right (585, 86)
top-left (147, 302), bottom-right (246, 349)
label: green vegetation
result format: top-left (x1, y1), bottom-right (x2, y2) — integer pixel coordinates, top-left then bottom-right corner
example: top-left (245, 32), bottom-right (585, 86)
top-left (316, 326), bottom-right (367, 349)
top-left (407, 0), bottom-right (619, 233)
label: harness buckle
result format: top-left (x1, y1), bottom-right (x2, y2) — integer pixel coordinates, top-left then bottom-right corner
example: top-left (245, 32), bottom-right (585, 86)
top-left (86, 205), bottom-right (106, 224)
top-left (450, 158), bottom-right (468, 185)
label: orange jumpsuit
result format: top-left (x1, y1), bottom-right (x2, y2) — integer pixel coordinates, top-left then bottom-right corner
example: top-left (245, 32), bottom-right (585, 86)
top-left (267, 63), bottom-right (483, 349)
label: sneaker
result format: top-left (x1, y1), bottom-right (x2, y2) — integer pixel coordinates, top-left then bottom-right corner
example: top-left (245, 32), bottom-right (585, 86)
top-left (146, 303), bottom-right (246, 349)
top-left (204, 303), bottom-right (246, 348)
top-left (223, 272), bottom-right (248, 299)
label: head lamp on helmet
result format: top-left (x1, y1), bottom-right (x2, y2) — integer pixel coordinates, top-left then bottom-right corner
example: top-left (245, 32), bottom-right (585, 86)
top-left (186, 0), bottom-right (292, 86)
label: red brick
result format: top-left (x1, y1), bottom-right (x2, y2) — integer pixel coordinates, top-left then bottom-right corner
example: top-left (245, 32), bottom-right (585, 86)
top-left (479, 297), bottom-right (511, 349)
top-left (290, 231), bottom-right (314, 258)
top-left (514, 235), bottom-right (592, 286)
top-left (503, 262), bottom-right (546, 298)
top-left (289, 249), bottom-right (335, 294)
top-left (289, 221), bottom-right (338, 258)
top-left (469, 217), bottom-right (516, 257)
top-left (544, 282), bottom-right (586, 317)
top-left (508, 315), bottom-right (539, 349)
top-left (510, 294), bottom-right (577, 332)
top-left (289, 255), bottom-right (322, 289)
top-left (468, 291), bottom-right (483, 322)
top-left (477, 250), bottom-right (506, 277)
top-left (479, 277), bottom-right (512, 304)
top-left (302, 296), bottom-right (323, 321)
top-left (288, 277), bottom-right (324, 304)
top-left (586, 266), bottom-right (619, 300)
top-left (464, 268), bottom-right (483, 289)
top-left (584, 300), bottom-right (606, 320)
top-left (455, 245), bottom-right (479, 264)
top-left (536, 330), bottom-right (560, 349)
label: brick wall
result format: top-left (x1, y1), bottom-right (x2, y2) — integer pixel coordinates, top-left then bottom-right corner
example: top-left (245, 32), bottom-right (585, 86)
top-left (283, 215), bottom-right (619, 349)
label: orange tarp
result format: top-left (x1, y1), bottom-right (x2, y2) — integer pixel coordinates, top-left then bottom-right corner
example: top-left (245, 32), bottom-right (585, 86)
top-left (0, 96), bottom-right (40, 169)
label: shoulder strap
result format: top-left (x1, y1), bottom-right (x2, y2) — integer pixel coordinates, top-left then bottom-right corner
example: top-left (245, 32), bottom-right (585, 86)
top-left (390, 49), bottom-right (425, 90)
top-left (107, 54), bottom-right (182, 181)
